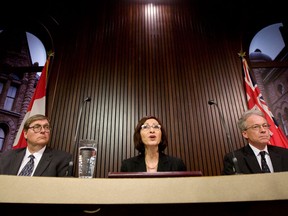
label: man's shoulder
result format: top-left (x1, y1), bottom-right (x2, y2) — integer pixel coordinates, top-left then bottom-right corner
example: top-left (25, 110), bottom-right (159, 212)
top-left (45, 146), bottom-right (72, 157)
top-left (1, 147), bottom-right (25, 156)
top-left (268, 145), bottom-right (288, 153)
top-left (225, 145), bottom-right (250, 157)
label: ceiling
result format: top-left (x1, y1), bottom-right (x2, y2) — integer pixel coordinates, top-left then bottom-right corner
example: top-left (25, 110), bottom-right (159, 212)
top-left (1, 1), bottom-right (286, 30)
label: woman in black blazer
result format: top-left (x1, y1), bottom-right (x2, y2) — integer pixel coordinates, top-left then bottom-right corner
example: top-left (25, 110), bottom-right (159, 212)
top-left (120, 115), bottom-right (187, 172)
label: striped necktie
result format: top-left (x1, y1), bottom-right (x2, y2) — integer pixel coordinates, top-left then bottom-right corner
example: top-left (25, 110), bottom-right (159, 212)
top-left (260, 151), bottom-right (270, 173)
top-left (18, 155), bottom-right (35, 176)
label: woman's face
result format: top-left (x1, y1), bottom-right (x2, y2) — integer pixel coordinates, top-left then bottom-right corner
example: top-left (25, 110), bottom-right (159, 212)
top-left (140, 118), bottom-right (162, 147)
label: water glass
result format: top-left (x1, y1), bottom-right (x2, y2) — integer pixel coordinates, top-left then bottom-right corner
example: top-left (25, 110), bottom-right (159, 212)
top-left (78, 139), bottom-right (97, 178)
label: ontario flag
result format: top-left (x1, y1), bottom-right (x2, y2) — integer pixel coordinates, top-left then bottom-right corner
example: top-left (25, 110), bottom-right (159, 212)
top-left (13, 57), bottom-right (50, 149)
top-left (239, 53), bottom-right (288, 148)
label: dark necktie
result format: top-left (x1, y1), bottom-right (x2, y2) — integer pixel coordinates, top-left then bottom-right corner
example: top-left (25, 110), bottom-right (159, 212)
top-left (260, 151), bottom-right (270, 173)
top-left (18, 155), bottom-right (35, 176)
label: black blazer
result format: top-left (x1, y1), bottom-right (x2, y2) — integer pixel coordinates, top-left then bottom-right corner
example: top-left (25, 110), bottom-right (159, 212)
top-left (222, 144), bottom-right (288, 175)
top-left (120, 153), bottom-right (187, 172)
top-left (0, 147), bottom-right (73, 177)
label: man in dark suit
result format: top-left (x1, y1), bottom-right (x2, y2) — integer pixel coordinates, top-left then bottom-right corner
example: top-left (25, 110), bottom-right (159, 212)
top-left (222, 109), bottom-right (288, 175)
top-left (0, 114), bottom-right (73, 177)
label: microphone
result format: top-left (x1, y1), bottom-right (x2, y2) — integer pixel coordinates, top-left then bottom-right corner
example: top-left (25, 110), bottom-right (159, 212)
top-left (84, 97), bottom-right (91, 102)
top-left (208, 99), bottom-right (216, 106)
top-left (74, 97), bottom-right (92, 144)
top-left (208, 99), bottom-right (241, 174)
top-left (72, 96), bottom-right (92, 171)
top-left (66, 161), bottom-right (74, 177)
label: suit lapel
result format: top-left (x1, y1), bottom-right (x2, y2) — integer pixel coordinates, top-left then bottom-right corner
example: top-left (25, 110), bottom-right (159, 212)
top-left (135, 155), bottom-right (146, 172)
top-left (11, 150), bottom-right (26, 175)
top-left (268, 146), bottom-right (282, 172)
top-left (157, 153), bottom-right (168, 171)
top-left (33, 147), bottom-right (53, 176)
top-left (243, 145), bottom-right (262, 173)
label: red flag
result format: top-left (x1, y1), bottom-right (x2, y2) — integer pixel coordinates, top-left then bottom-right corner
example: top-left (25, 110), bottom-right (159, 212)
top-left (240, 54), bottom-right (288, 148)
top-left (13, 58), bottom-right (49, 149)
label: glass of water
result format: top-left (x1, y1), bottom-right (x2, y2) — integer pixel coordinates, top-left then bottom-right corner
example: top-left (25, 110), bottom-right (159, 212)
top-left (78, 139), bottom-right (97, 178)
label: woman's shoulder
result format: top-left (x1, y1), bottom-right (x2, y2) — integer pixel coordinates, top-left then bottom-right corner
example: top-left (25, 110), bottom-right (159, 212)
top-left (160, 153), bottom-right (183, 161)
top-left (123, 154), bottom-right (144, 162)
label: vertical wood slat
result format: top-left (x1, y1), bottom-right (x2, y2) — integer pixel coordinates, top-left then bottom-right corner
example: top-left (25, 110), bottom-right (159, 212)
top-left (47, 0), bottom-right (246, 177)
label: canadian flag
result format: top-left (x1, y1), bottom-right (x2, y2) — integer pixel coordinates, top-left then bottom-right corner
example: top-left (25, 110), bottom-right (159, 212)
top-left (13, 58), bottom-right (49, 149)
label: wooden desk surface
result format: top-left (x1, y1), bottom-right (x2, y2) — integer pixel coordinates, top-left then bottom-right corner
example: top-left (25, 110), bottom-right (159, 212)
top-left (1, 172), bottom-right (288, 204)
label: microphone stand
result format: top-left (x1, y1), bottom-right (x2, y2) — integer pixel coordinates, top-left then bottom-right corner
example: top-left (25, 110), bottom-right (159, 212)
top-left (208, 99), bottom-right (241, 174)
top-left (72, 97), bottom-right (91, 176)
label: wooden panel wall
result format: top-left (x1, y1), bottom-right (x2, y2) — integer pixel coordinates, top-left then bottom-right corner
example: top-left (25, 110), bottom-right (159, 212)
top-left (47, 0), bottom-right (247, 177)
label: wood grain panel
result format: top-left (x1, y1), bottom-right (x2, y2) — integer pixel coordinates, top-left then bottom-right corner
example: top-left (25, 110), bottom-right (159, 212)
top-left (47, 0), bottom-right (247, 177)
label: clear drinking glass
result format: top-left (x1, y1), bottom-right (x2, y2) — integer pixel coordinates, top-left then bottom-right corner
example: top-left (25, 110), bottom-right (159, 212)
top-left (78, 139), bottom-right (97, 178)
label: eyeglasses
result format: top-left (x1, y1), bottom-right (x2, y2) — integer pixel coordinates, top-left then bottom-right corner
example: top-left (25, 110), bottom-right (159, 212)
top-left (28, 124), bottom-right (51, 133)
top-left (245, 123), bottom-right (270, 131)
top-left (141, 124), bottom-right (161, 130)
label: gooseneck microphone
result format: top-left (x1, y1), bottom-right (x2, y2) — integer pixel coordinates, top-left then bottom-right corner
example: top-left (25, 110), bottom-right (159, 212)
top-left (208, 99), bottom-right (241, 174)
top-left (72, 97), bottom-right (92, 166)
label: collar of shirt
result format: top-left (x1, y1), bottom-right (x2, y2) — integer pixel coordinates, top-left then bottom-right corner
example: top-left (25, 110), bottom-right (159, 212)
top-left (248, 143), bottom-right (269, 156)
top-left (248, 143), bottom-right (274, 172)
top-left (23, 146), bottom-right (46, 169)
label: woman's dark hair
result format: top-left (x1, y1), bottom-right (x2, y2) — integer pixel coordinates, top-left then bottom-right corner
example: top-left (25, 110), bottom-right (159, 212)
top-left (133, 115), bottom-right (168, 154)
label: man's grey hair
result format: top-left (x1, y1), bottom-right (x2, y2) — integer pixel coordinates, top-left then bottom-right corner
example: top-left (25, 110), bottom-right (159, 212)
top-left (237, 108), bottom-right (265, 131)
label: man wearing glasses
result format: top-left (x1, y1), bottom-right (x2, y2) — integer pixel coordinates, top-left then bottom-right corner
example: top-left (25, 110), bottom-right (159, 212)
top-left (0, 114), bottom-right (73, 177)
top-left (222, 109), bottom-right (288, 175)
